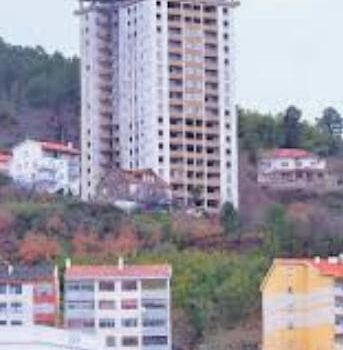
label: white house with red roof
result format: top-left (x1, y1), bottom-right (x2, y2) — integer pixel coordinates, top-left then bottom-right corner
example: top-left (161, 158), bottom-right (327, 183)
top-left (64, 258), bottom-right (172, 350)
top-left (257, 148), bottom-right (331, 189)
top-left (8, 139), bottom-right (80, 196)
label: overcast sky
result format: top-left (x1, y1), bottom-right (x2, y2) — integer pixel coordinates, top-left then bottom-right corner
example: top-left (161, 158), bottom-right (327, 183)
top-left (0, 0), bottom-right (342, 120)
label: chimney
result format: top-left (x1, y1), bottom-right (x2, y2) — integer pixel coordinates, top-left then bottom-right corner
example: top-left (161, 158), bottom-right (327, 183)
top-left (65, 258), bottom-right (72, 270)
top-left (328, 256), bottom-right (339, 264)
top-left (118, 256), bottom-right (124, 271)
top-left (314, 256), bottom-right (321, 264)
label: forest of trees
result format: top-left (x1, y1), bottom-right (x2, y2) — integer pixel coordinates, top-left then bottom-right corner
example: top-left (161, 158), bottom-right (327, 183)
top-left (0, 37), bottom-right (80, 146)
top-left (239, 105), bottom-right (343, 162)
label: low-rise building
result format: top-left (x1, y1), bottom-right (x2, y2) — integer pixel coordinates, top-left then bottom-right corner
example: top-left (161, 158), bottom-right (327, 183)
top-left (9, 139), bottom-right (80, 196)
top-left (0, 151), bottom-right (12, 175)
top-left (261, 257), bottom-right (343, 350)
top-left (0, 325), bottom-right (103, 350)
top-left (257, 148), bottom-right (335, 190)
top-left (96, 168), bottom-right (172, 210)
top-left (64, 258), bottom-right (172, 350)
top-left (0, 264), bottom-right (59, 327)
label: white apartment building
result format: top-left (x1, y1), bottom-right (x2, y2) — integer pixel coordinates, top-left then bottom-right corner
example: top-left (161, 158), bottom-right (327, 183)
top-left (0, 326), bottom-right (104, 350)
top-left (64, 259), bottom-right (172, 350)
top-left (0, 264), bottom-right (59, 328)
top-left (9, 139), bottom-right (80, 196)
top-left (78, 0), bottom-right (239, 211)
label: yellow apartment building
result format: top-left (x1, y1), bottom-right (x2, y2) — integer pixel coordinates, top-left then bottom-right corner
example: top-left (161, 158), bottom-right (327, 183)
top-left (261, 257), bottom-right (343, 350)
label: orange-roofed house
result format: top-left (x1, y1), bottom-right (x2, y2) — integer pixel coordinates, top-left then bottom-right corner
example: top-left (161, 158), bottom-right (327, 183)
top-left (9, 139), bottom-right (80, 196)
top-left (64, 258), bottom-right (172, 350)
top-left (257, 148), bottom-right (335, 190)
top-left (261, 257), bottom-right (343, 350)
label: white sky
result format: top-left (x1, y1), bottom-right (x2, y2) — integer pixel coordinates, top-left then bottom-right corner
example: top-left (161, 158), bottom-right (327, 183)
top-left (0, 0), bottom-right (342, 120)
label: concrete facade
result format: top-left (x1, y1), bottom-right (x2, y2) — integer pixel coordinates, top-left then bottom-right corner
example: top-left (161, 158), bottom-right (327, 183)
top-left (64, 259), bottom-right (172, 350)
top-left (78, 0), bottom-right (239, 212)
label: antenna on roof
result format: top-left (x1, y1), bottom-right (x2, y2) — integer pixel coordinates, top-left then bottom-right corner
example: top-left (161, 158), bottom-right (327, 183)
top-left (118, 256), bottom-right (124, 271)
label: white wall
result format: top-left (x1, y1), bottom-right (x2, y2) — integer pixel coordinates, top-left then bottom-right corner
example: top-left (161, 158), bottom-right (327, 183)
top-left (0, 326), bottom-right (103, 350)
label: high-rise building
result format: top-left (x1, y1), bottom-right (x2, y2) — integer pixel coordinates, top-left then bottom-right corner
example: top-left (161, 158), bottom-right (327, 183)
top-left (64, 259), bottom-right (172, 350)
top-left (77, 0), bottom-right (239, 211)
top-left (0, 264), bottom-right (59, 328)
top-left (261, 257), bottom-right (343, 350)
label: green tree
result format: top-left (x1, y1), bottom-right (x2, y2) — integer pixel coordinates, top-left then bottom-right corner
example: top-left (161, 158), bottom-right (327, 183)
top-left (220, 202), bottom-right (239, 236)
top-left (282, 105), bottom-right (302, 148)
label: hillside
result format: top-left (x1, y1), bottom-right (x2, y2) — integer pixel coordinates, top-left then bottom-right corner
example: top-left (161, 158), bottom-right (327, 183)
top-left (0, 38), bottom-right (79, 147)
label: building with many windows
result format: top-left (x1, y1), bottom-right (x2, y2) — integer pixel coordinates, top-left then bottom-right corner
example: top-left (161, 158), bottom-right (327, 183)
top-left (64, 258), bottom-right (172, 350)
top-left (9, 139), bottom-right (80, 196)
top-left (0, 264), bottom-right (59, 328)
top-left (261, 257), bottom-right (343, 350)
top-left (77, 0), bottom-right (239, 211)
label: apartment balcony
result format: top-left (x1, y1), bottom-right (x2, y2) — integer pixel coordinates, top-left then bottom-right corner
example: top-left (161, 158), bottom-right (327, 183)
top-left (205, 48), bottom-right (218, 57)
top-left (205, 139), bottom-right (220, 148)
top-left (203, 19), bottom-right (217, 28)
top-left (169, 72), bottom-right (183, 80)
top-left (99, 104), bottom-right (112, 116)
top-left (205, 61), bottom-right (218, 70)
top-left (169, 97), bottom-right (183, 105)
top-left (205, 74), bottom-right (219, 84)
top-left (207, 153), bottom-right (220, 161)
top-left (169, 46), bottom-right (183, 55)
top-left (335, 287), bottom-right (343, 297)
top-left (205, 33), bottom-right (218, 45)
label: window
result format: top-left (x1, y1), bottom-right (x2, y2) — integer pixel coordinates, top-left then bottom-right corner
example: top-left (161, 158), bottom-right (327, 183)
top-left (99, 300), bottom-right (116, 310)
top-left (143, 318), bottom-right (166, 327)
top-left (0, 303), bottom-right (6, 313)
top-left (122, 337), bottom-right (138, 347)
top-left (143, 336), bottom-right (168, 345)
top-left (11, 302), bottom-right (23, 314)
top-left (35, 283), bottom-right (53, 296)
top-left (9, 284), bottom-right (22, 295)
top-left (99, 281), bottom-right (115, 292)
top-left (121, 318), bottom-right (138, 328)
top-left (142, 299), bottom-right (166, 309)
top-left (66, 283), bottom-right (94, 292)
top-left (99, 319), bottom-right (116, 328)
top-left (11, 320), bottom-right (23, 326)
top-left (67, 301), bottom-right (94, 311)
top-left (122, 281), bottom-right (137, 291)
top-left (106, 336), bottom-right (116, 348)
top-left (121, 299), bottom-right (138, 310)
top-left (0, 284), bottom-right (6, 294)
top-left (0, 320), bottom-right (6, 326)
top-left (141, 279), bottom-right (167, 290)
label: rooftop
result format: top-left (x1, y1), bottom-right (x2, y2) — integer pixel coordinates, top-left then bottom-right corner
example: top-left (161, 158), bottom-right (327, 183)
top-left (66, 264), bottom-right (172, 279)
top-left (0, 264), bottom-right (56, 282)
top-left (0, 151), bottom-right (12, 163)
top-left (263, 148), bottom-right (312, 159)
top-left (40, 141), bottom-right (80, 156)
top-left (276, 257), bottom-right (343, 277)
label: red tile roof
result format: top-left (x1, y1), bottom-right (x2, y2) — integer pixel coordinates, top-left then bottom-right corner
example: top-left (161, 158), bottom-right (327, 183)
top-left (0, 152), bottom-right (12, 163)
top-left (65, 264), bottom-right (172, 279)
top-left (266, 148), bottom-right (312, 159)
top-left (40, 141), bottom-right (80, 156)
